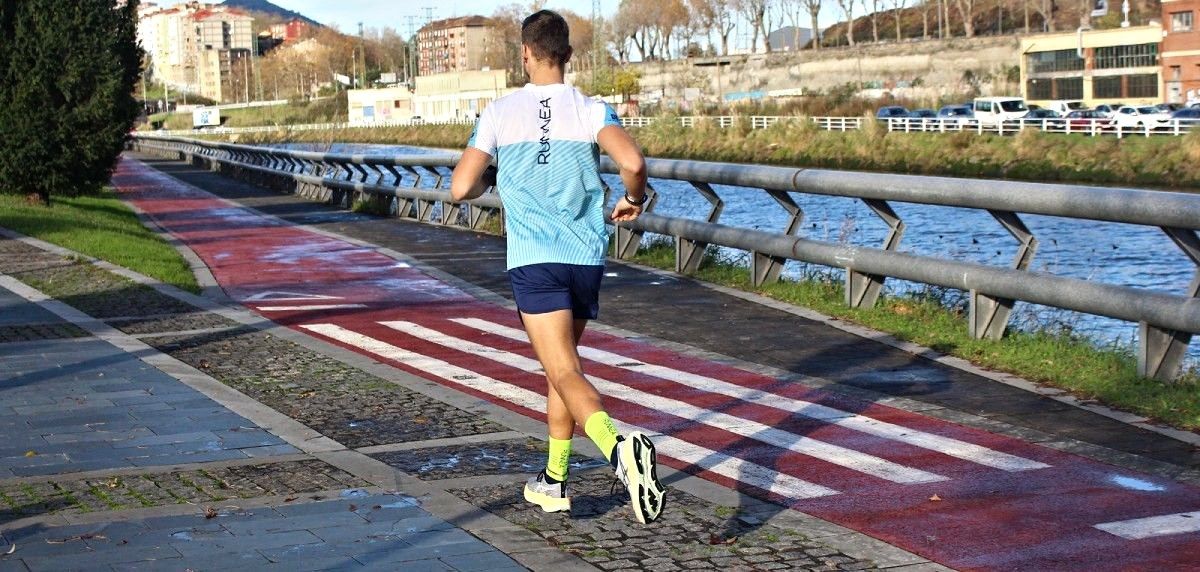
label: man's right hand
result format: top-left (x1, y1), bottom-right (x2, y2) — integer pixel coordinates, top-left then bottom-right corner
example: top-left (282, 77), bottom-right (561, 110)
top-left (611, 197), bottom-right (643, 222)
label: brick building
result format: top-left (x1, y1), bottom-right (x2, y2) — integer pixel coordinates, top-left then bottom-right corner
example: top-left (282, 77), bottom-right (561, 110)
top-left (416, 16), bottom-right (502, 77)
top-left (1162, 0), bottom-right (1200, 103)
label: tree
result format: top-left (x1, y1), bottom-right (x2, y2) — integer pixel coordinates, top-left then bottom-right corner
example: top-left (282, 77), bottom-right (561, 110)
top-left (689, 0), bottom-right (738, 55)
top-left (835, 0), bottom-right (859, 45)
top-left (0, 0), bottom-right (143, 205)
top-left (802, 0), bottom-right (823, 49)
top-left (871, 0), bottom-right (881, 42)
top-left (735, 0), bottom-right (769, 53)
top-left (954, 0), bottom-right (976, 36)
top-left (890, 0), bottom-right (906, 39)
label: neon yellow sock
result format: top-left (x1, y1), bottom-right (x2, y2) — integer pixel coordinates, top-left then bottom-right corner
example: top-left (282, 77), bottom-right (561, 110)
top-left (584, 411), bottom-right (620, 462)
top-left (546, 437), bottom-right (572, 482)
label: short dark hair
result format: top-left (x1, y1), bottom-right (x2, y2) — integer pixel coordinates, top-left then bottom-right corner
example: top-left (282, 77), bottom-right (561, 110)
top-left (521, 10), bottom-right (572, 68)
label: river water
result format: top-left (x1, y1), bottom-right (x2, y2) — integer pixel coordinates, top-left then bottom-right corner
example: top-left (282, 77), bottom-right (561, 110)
top-left (274, 142), bottom-right (1199, 365)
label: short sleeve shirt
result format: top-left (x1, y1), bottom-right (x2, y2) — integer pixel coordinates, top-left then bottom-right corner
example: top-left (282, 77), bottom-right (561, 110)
top-left (468, 83), bottom-right (622, 270)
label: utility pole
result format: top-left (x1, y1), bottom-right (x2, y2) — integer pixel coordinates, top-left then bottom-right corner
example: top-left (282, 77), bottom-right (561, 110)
top-left (405, 15), bottom-right (419, 83)
top-left (591, 0), bottom-right (602, 93)
top-left (358, 22), bottom-right (366, 89)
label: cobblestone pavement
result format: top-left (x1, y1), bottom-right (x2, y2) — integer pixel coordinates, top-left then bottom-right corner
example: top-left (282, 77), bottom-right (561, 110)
top-left (450, 471), bottom-right (877, 572)
top-left (1, 460), bottom-right (368, 523)
top-left (143, 327), bottom-right (507, 449)
top-left (371, 439), bottom-right (609, 481)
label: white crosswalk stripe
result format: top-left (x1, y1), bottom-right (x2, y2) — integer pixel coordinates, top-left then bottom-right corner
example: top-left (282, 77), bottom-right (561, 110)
top-left (452, 317), bottom-right (1050, 473)
top-left (300, 323), bottom-right (840, 500)
top-left (1094, 511), bottom-right (1200, 540)
top-left (382, 320), bottom-right (947, 485)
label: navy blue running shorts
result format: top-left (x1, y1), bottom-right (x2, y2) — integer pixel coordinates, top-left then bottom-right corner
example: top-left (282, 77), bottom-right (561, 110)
top-left (508, 263), bottom-right (605, 320)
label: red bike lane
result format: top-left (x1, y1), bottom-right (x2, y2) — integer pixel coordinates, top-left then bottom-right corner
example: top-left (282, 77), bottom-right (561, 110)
top-left (114, 157), bottom-right (1200, 571)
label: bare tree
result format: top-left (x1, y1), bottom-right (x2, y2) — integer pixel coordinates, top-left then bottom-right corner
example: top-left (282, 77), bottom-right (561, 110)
top-left (954, 0), bottom-right (976, 37)
top-left (1035, 0), bottom-right (1054, 31)
top-left (689, 0), bottom-right (738, 55)
top-left (890, 0), bottom-right (906, 40)
top-left (871, 0), bottom-right (880, 42)
top-left (735, 0), bottom-right (769, 53)
top-left (835, 0), bottom-right (859, 46)
top-left (781, 0), bottom-right (806, 50)
top-left (655, 0), bottom-right (688, 58)
top-left (802, 0), bottom-right (823, 49)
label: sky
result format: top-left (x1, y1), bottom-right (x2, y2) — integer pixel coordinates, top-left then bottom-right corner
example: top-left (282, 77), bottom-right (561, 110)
top-left (267, 0), bottom-right (623, 35)
top-left (252, 1), bottom-right (841, 53)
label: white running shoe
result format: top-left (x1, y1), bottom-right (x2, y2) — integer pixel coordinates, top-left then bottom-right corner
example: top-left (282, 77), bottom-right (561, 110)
top-left (523, 470), bottom-right (570, 513)
top-left (613, 432), bottom-right (666, 523)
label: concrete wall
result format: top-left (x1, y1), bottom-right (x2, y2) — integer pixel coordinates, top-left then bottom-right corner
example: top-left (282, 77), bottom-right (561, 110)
top-left (621, 35), bottom-right (1025, 105)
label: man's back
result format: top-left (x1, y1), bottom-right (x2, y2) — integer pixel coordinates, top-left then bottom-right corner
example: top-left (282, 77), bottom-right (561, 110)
top-left (469, 83), bottom-right (620, 270)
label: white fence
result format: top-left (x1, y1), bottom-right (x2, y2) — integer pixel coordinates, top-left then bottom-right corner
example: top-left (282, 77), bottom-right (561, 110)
top-left (151, 114), bottom-right (1198, 138)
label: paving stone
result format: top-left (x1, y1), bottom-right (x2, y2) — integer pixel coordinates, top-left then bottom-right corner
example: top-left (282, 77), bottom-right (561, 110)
top-left (448, 472), bottom-right (877, 571)
top-left (438, 549), bottom-right (522, 572)
top-left (0, 324), bottom-right (89, 344)
top-left (141, 327), bottom-right (507, 449)
top-left (371, 438), bottom-right (608, 481)
top-left (0, 460), bottom-right (369, 522)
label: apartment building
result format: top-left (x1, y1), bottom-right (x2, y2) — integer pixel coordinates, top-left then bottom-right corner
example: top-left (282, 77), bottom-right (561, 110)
top-left (1162, 0), bottom-right (1200, 103)
top-left (416, 16), bottom-right (502, 77)
top-left (137, 2), bottom-right (254, 102)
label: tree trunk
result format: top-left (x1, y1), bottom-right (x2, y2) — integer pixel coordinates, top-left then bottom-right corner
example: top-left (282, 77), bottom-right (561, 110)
top-left (1024, 0), bottom-right (1030, 32)
top-left (923, 3), bottom-right (929, 38)
top-left (895, 6), bottom-right (902, 40)
top-left (810, 12), bottom-right (821, 49)
top-left (872, 0), bottom-right (880, 42)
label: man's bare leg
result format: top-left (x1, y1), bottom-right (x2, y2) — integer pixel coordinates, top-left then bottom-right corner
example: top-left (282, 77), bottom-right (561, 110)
top-left (523, 309), bottom-right (604, 428)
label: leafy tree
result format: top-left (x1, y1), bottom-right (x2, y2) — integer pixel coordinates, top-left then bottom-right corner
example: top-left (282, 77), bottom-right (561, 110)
top-left (0, 0), bottom-right (143, 205)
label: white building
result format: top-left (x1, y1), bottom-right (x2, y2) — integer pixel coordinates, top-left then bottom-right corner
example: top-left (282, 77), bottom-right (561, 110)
top-left (348, 69), bottom-right (514, 125)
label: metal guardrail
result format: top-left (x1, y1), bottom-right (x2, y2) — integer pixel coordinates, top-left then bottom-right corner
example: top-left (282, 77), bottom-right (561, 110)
top-left (130, 134), bottom-right (1200, 381)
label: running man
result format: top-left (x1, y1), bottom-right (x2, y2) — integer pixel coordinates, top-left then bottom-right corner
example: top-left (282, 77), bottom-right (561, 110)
top-left (449, 10), bottom-right (665, 524)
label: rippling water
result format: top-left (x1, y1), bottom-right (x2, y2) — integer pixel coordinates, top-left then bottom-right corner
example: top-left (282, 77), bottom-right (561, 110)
top-left (272, 142), bottom-right (1199, 364)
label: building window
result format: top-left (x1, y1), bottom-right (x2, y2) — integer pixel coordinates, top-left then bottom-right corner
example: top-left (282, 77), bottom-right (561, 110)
top-left (1172, 11), bottom-right (1193, 32)
top-left (1027, 49), bottom-right (1084, 74)
top-left (1127, 73), bottom-right (1158, 98)
top-left (1171, 66), bottom-right (1182, 81)
top-left (1094, 43), bottom-right (1158, 69)
top-left (1054, 77), bottom-right (1083, 99)
top-left (1027, 79), bottom-right (1053, 99)
top-left (1094, 75), bottom-right (1122, 98)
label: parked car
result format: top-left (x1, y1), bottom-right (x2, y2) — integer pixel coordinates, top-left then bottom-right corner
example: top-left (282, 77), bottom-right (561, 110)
top-left (1046, 100), bottom-right (1087, 115)
top-left (876, 106), bottom-right (910, 119)
top-left (937, 105), bottom-right (974, 121)
top-left (906, 108), bottom-right (937, 128)
top-left (1093, 104), bottom-right (1125, 118)
top-left (973, 97), bottom-right (1028, 127)
top-left (1171, 107), bottom-right (1200, 119)
top-left (1064, 110), bottom-right (1113, 130)
top-left (1155, 103), bottom-right (1185, 113)
top-left (1009, 108), bottom-right (1063, 129)
top-left (1112, 106), bottom-right (1172, 130)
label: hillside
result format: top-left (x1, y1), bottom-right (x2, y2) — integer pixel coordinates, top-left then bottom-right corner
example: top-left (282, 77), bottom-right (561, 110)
top-left (220, 0), bottom-right (320, 27)
top-left (821, 0), bottom-right (1162, 47)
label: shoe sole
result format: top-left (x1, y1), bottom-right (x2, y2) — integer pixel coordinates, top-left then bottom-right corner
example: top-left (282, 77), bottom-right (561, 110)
top-left (524, 485), bottom-right (571, 513)
top-left (622, 431), bottom-right (666, 523)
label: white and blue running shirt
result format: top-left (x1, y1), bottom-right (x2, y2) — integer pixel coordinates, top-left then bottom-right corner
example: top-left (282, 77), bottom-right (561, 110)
top-left (467, 83), bottom-right (622, 270)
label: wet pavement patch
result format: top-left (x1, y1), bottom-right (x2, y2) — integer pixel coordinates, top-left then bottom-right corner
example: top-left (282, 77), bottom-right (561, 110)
top-left (0, 459), bottom-right (369, 523)
top-left (142, 327), bottom-right (508, 449)
top-left (449, 471), bottom-right (877, 571)
top-left (370, 438), bottom-right (608, 481)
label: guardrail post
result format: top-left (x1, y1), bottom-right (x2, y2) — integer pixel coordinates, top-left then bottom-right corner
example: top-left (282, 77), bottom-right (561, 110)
top-left (676, 182), bottom-right (724, 274)
top-left (845, 199), bottom-right (904, 309)
top-left (613, 184), bottom-right (658, 260)
top-left (752, 189), bottom-right (803, 287)
top-left (1138, 227), bottom-right (1200, 381)
top-left (970, 210), bottom-right (1039, 340)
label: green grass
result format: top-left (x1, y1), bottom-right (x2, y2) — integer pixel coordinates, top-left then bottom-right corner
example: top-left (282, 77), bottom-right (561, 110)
top-left (148, 97), bottom-right (347, 131)
top-left (630, 239), bottom-right (1200, 431)
top-left (0, 191), bottom-right (199, 293)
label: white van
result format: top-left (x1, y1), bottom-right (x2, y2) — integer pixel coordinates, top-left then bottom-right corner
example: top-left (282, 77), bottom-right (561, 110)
top-left (972, 97), bottom-right (1028, 127)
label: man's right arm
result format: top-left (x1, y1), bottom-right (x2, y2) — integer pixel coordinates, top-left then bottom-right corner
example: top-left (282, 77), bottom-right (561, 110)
top-left (597, 125), bottom-right (647, 222)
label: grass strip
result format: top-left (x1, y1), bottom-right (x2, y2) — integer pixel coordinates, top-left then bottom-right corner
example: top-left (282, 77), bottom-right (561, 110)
top-left (0, 190), bottom-right (198, 293)
top-left (630, 239), bottom-right (1200, 431)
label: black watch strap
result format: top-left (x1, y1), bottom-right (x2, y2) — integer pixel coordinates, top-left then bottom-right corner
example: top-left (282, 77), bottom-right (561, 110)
top-left (624, 192), bottom-right (647, 206)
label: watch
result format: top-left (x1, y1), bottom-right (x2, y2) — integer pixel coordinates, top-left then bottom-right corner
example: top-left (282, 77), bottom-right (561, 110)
top-left (624, 192), bottom-right (647, 206)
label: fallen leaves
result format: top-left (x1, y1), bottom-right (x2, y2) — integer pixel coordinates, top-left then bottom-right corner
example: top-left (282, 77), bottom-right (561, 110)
top-left (348, 504), bottom-right (357, 512)
top-left (707, 534), bottom-right (738, 545)
top-left (203, 506), bottom-right (218, 519)
top-left (929, 494), bottom-right (942, 502)
top-left (46, 533), bottom-right (105, 544)
top-left (283, 495), bottom-right (298, 503)
top-left (23, 451), bottom-right (36, 458)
